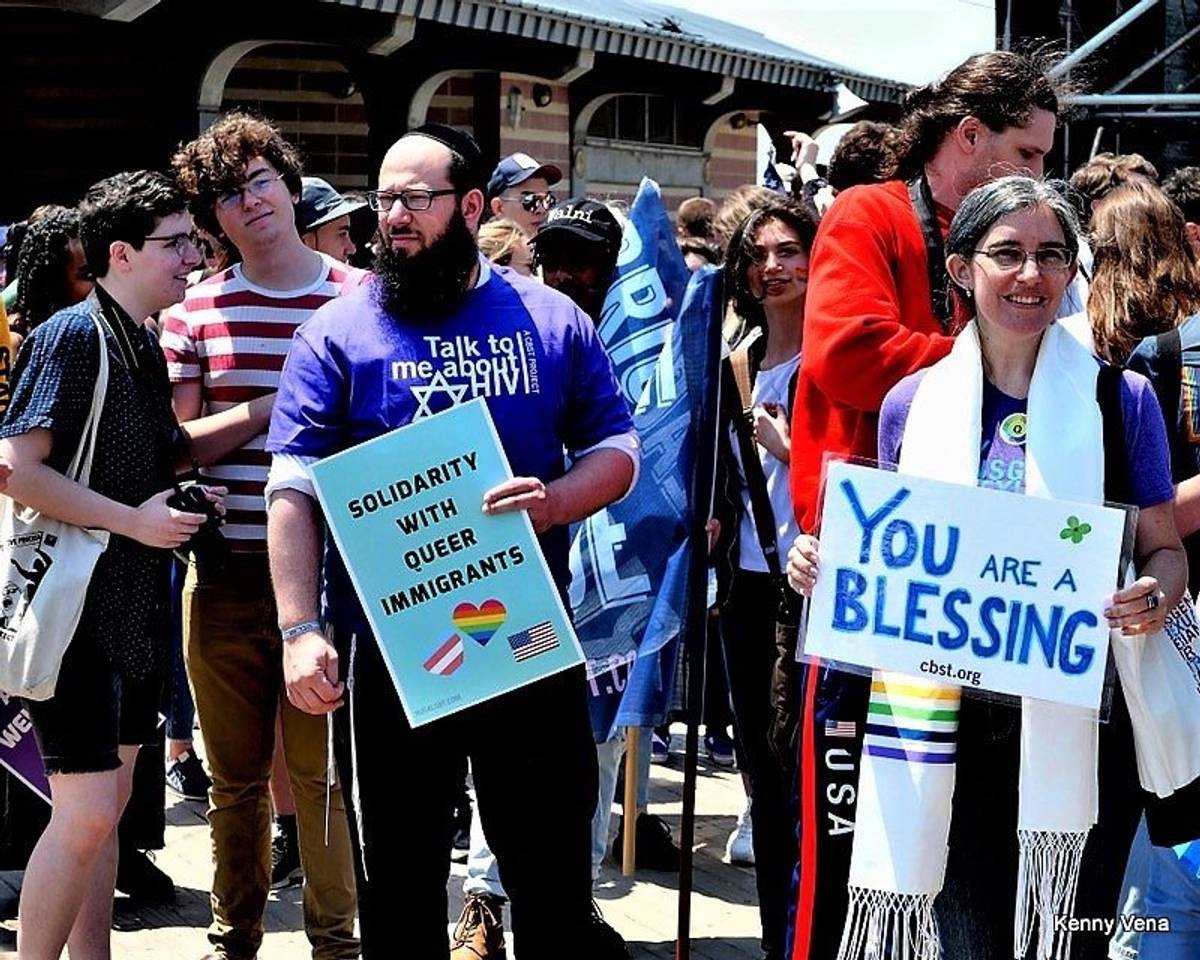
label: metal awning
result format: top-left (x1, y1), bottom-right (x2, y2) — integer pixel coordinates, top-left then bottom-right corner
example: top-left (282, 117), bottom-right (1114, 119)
top-left (316, 0), bottom-right (908, 102)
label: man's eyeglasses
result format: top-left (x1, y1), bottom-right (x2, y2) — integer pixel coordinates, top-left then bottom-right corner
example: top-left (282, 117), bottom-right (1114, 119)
top-left (216, 172), bottom-right (285, 211)
top-left (501, 192), bottom-right (556, 214)
top-left (972, 245), bottom-right (1075, 273)
top-left (367, 188), bottom-right (458, 213)
top-left (143, 231), bottom-right (203, 257)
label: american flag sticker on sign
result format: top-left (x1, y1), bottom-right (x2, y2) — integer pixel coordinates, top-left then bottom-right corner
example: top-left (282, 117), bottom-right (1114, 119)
top-left (824, 720), bottom-right (857, 739)
top-left (507, 621), bottom-right (560, 663)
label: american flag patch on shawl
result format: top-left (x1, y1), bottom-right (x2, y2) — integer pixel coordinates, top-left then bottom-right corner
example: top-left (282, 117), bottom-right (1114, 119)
top-left (825, 719), bottom-right (858, 739)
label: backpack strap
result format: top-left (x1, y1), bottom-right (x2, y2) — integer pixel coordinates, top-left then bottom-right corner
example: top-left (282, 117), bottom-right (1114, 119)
top-left (728, 327), bottom-right (764, 415)
top-left (720, 356), bottom-right (783, 580)
top-left (1097, 362), bottom-right (1132, 506)
top-left (1151, 326), bottom-right (1191, 483)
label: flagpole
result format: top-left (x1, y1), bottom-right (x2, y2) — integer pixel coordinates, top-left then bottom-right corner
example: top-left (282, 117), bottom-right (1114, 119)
top-left (621, 727), bottom-right (640, 875)
top-left (676, 264), bottom-right (725, 960)
top-left (674, 614), bottom-right (707, 960)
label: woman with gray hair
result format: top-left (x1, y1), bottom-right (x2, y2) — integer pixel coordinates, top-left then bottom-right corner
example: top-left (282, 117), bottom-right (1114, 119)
top-left (786, 177), bottom-right (1194, 959)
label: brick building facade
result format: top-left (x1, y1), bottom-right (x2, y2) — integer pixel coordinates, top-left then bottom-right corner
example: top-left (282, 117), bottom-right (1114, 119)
top-left (1, 0), bottom-right (904, 222)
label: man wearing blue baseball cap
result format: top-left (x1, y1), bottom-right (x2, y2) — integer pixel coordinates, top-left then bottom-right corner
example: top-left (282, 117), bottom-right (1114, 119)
top-left (486, 153), bottom-right (562, 235)
top-left (297, 177), bottom-right (368, 264)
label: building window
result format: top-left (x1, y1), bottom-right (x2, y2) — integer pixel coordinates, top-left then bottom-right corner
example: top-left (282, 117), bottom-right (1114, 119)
top-left (588, 94), bottom-right (702, 148)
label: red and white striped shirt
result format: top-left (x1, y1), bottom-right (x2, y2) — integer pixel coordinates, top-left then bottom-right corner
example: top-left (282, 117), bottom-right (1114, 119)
top-left (160, 255), bottom-right (365, 551)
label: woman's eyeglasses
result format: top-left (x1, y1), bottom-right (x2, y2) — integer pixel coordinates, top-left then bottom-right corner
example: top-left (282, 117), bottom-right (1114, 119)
top-left (973, 245), bottom-right (1075, 273)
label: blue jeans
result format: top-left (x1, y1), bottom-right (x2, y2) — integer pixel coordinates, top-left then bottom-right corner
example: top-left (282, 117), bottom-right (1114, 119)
top-left (165, 559), bottom-right (195, 742)
top-left (591, 728), bottom-right (650, 880)
top-left (1111, 819), bottom-right (1200, 960)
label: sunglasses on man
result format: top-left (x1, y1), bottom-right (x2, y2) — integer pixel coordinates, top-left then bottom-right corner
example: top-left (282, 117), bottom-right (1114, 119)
top-left (500, 191), bottom-right (557, 214)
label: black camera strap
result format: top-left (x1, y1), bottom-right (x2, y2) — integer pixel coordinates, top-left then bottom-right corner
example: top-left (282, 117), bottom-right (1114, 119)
top-left (908, 172), bottom-right (953, 333)
top-left (92, 285), bottom-right (149, 379)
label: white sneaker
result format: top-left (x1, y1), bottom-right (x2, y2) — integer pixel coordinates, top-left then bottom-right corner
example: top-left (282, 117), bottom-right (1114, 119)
top-left (725, 801), bottom-right (754, 866)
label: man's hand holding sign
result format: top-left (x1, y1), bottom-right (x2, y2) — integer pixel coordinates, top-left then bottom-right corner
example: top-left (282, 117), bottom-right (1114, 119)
top-left (294, 400), bottom-right (602, 726)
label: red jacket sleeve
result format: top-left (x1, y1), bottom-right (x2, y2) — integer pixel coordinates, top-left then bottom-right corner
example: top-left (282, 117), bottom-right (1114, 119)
top-left (801, 192), bottom-right (953, 412)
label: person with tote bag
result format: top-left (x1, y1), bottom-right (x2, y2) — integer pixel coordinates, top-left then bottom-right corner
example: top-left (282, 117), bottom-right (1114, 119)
top-left (0, 171), bottom-right (224, 960)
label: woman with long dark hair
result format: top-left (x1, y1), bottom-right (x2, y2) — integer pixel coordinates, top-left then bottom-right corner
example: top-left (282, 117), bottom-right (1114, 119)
top-left (716, 197), bottom-right (816, 960)
top-left (11, 206), bottom-right (93, 339)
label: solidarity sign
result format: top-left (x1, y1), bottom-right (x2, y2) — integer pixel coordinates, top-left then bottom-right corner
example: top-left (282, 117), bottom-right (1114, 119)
top-left (804, 461), bottom-right (1129, 710)
top-left (311, 399), bottom-right (583, 726)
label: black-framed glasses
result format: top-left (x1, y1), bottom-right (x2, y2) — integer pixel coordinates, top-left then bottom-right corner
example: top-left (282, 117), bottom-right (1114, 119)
top-left (143, 231), bottom-right (202, 257)
top-left (973, 245), bottom-right (1075, 273)
top-left (501, 191), bottom-right (556, 213)
top-left (216, 172), bottom-right (285, 211)
top-left (367, 188), bottom-right (458, 213)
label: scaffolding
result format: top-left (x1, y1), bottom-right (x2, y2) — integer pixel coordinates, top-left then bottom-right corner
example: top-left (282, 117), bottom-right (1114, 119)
top-left (1004, 0), bottom-right (1200, 170)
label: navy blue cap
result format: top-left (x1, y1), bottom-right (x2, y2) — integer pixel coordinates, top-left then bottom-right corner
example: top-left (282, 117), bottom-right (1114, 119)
top-left (296, 178), bottom-right (368, 233)
top-left (487, 153), bottom-right (563, 200)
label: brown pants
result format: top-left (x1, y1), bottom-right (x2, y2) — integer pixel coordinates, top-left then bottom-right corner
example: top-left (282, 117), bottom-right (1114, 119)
top-left (184, 553), bottom-right (358, 960)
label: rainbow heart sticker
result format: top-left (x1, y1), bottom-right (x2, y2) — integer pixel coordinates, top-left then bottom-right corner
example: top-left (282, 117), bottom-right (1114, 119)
top-left (452, 599), bottom-right (507, 646)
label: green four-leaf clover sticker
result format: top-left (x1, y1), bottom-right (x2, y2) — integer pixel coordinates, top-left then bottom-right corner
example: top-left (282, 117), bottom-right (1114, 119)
top-left (1060, 516), bottom-right (1092, 544)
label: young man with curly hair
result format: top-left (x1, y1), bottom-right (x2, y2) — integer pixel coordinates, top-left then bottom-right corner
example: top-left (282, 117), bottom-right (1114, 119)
top-left (162, 112), bottom-right (361, 960)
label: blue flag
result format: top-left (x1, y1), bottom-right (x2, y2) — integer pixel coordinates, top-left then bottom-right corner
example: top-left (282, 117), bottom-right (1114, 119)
top-left (762, 160), bottom-right (786, 194)
top-left (568, 179), bottom-right (722, 741)
top-left (762, 143), bottom-right (786, 195)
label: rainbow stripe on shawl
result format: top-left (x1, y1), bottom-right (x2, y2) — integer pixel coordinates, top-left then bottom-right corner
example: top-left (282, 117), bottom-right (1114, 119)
top-left (863, 677), bottom-right (961, 765)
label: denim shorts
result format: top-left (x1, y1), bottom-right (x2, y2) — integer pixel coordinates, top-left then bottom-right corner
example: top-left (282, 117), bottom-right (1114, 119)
top-left (24, 632), bottom-right (161, 776)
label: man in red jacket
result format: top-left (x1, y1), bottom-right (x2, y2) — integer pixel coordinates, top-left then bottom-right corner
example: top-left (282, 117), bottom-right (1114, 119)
top-left (785, 49), bottom-right (1067, 960)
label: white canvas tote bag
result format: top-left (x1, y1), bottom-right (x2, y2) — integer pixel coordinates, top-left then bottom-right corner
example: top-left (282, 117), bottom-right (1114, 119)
top-left (0, 314), bottom-right (111, 700)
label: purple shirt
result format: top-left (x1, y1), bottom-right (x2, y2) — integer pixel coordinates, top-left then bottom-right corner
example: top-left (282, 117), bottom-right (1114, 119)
top-left (879, 367), bottom-right (1174, 509)
top-left (267, 268), bottom-right (634, 633)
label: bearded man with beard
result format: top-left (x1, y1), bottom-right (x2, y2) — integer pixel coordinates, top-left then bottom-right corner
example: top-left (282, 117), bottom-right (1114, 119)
top-left (264, 124), bottom-right (638, 960)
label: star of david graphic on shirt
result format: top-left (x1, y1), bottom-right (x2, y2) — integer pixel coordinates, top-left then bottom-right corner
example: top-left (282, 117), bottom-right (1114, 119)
top-left (411, 371), bottom-right (470, 419)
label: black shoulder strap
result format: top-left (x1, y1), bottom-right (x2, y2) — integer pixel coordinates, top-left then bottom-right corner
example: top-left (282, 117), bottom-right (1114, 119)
top-left (908, 173), bottom-right (952, 333)
top-left (1097, 363), bottom-right (1133, 506)
top-left (1152, 326), bottom-right (1190, 483)
top-left (720, 357), bottom-right (784, 578)
top-left (1156, 326), bottom-right (1183, 425)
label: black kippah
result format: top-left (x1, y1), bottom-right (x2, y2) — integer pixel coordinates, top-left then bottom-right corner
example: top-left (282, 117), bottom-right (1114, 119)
top-left (409, 123), bottom-right (484, 185)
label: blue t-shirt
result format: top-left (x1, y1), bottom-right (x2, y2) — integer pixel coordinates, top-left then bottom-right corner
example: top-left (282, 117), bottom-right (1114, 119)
top-left (878, 366), bottom-right (1174, 508)
top-left (267, 266), bottom-right (635, 634)
top-left (976, 381), bottom-right (1029, 493)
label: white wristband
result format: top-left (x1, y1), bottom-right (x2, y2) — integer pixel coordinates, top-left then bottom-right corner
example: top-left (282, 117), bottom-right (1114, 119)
top-left (281, 619), bottom-right (323, 642)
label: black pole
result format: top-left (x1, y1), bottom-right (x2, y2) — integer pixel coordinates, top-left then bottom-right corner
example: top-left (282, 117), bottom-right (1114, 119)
top-left (675, 614), bottom-right (708, 960)
top-left (675, 266), bottom-right (725, 960)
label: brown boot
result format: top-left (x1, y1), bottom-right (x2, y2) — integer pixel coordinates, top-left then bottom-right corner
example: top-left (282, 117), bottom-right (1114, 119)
top-left (450, 892), bottom-right (507, 960)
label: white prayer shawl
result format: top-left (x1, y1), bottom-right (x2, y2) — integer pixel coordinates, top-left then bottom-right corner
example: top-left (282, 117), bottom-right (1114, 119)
top-left (838, 320), bottom-right (1101, 960)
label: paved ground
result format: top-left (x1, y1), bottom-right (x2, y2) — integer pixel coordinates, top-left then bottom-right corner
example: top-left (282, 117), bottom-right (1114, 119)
top-left (0, 726), bottom-right (762, 958)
